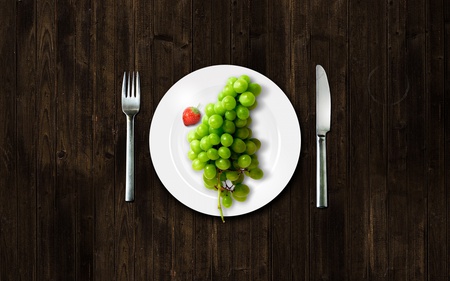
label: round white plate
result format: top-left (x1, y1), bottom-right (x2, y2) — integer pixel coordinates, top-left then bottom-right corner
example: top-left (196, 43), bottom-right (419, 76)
top-left (149, 65), bottom-right (300, 217)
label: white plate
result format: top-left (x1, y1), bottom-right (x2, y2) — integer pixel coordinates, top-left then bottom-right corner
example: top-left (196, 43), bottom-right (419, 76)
top-left (149, 65), bottom-right (301, 217)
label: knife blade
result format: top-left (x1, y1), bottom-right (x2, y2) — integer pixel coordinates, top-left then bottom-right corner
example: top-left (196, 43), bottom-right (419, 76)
top-left (316, 65), bottom-right (331, 208)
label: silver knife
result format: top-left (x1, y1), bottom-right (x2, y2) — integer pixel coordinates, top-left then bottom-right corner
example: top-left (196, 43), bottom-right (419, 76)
top-left (316, 65), bottom-right (331, 208)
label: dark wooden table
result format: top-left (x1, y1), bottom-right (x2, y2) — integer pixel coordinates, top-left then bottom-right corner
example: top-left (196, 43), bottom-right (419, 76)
top-left (1, 0), bottom-right (449, 280)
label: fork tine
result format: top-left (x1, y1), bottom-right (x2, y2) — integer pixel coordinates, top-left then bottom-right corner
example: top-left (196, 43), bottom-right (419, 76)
top-left (127, 72), bottom-right (131, 98)
top-left (131, 72), bottom-right (136, 97)
top-left (136, 72), bottom-right (140, 99)
top-left (122, 72), bottom-right (127, 98)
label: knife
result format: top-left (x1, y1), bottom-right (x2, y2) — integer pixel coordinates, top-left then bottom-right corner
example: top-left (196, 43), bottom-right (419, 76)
top-left (316, 65), bottom-right (331, 208)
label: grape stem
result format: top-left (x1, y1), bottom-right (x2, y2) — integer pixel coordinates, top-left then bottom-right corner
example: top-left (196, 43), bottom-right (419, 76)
top-left (217, 171), bottom-right (225, 223)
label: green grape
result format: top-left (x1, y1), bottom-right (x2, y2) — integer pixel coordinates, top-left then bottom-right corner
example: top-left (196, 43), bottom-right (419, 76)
top-left (246, 128), bottom-right (253, 138)
top-left (187, 149), bottom-right (197, 160)
top-left (247, 158), bottom-right (259, 170)
top-left (233, 173), bottom-right (245, 184)
top-left (222, 120), bottom-right (235, 134)
top-left (204, 164), bottom-right (217, 179)
top-left (222, 193), bottom-right (233, 208)
top-left (208, 114), bottom-right (223, 129)
top-left (208, 133), bottom-right (221, 145)
top-left (205, 103), bottom-right (215, 116)
top-left (236, 105), bottom-right (250, 120)
top-left (225, 110), bottom-right (236, 121)
top-left (239, 92), bottom-right (256, 107)
top-left (237, 154), bottom-right (252, 168)
top-left (233, 78), bottom-right (248, 93)
top-left (223, 84), bottom-right (237, 97)
top-left (213, 102), bottom-right (226, 115)
top-left (215, 158), bottom-right (231, 170)
top-left (248, 167), bottom-right (264, 179)
top-left (239, 74), bottom-right (251, 84)
top-left (190, 139), bottom-right (202, 154)
top-left (235, 127), bottom-right (249, 139)
top-left (197, 151), bottom-right (209, 162)
top-left (250, 138), bottom-right (261, 150)
top-left (226, 171), bottom-right (240, 181)
top-left (222, 96), bottom-right (236, 110)
top-left (203, 174), bottom-right (217, 189)
top-left (202, 115), bottom-right (209, 125)
top-left (187, 129), bottom-right (199, 142)
top-left (207, 148), bottom-right (219, 160)
top-left (192, 158), bottom-right (206, 171)
top-left (231, 138), bottom-right (246, 153)
top-left (248, 82), bottom-right (261, 96)
top-left (230, 151), bottom-right (239, 160)
top-left (245, 140), bottom-right (257, 155)
top-left (220, 133), bottom-right (233, 147)
top-left (218, 91), bottom-right (225, 101)
top-left (218, 146), bottom-right (231, 159)
top-left (232, 160), bottom-right (240, 170)
top-left (209, 126), bottom-right (223, 135)
top-left (227, 76), bottom-right (238, 86)
top-left (200, 136), bottom-right (213, 151)
top-left (248, 100), bottom-right (258, 110)
top-left (233, 183), bottom-right (250, 198)
top-left (246, 117), bottom-right (253, 126)
top-left (232, 194), bottom-right (247, 202)
top-left (234, 118), bottom-right (247, 128)
top-left (196, 124), bottom-right (209, 138)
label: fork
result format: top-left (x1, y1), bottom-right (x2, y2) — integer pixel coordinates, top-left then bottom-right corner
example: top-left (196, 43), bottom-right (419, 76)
top-left (122, 71), bottom-right (140, 202)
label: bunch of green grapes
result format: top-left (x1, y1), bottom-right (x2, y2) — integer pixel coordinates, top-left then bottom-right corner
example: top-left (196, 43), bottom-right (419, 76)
top-left (186, 74), bottom-right (264, 222)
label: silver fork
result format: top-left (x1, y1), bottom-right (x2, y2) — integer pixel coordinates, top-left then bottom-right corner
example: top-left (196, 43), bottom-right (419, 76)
top-left (122, 71), bottom-right (140, 202)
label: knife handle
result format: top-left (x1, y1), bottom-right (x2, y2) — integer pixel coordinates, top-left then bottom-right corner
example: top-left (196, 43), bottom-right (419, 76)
top-left (317, 135), bottom-right (328, 208)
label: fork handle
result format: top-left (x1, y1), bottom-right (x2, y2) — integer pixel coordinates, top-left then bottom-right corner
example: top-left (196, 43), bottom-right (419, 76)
top-left (125, 115), bottom-right (135, 202)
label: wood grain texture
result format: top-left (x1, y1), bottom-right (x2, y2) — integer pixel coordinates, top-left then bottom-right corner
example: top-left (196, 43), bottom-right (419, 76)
top-left (1, 0), bottom-right (449, 280)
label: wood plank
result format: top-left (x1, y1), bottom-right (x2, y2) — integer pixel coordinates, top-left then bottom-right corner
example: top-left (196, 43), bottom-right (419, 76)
top-left (445, 2), bottom-right (450, 279)
top-left (386, 0), bottom-right (409, 279)
top-left (249, 0), bottom-right (269, 74)
top-left (55, 1), bottom-right (78, 279)
top-left (0, 0), bottom-right (17, 279)
top-left (348, 0), bottom-right (371, 278)
top-left (404, 0), bottom-right (428, 279)
top-left (211, 0), bottom-right (231, 65)
top-left (426, 0), bottom-right (447, 279)
top-left (16, 0), bottom-right (37, 279)
top-left (74, 0), bottom-right (94, 279)
top-left (367, 0), bottom-right (389, 279)
top-left (36, 0), bottom-right (57, 278)
top-left (231, 0), bottom-right (250, 66)
top-left (192, 0), bottom-right (212, 69)
top-left (91, 0), bottom-right (116, 280)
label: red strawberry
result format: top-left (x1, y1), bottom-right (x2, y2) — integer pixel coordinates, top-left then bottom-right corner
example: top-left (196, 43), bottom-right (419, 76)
top-left (182, 106), bottom-right (201, 126)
